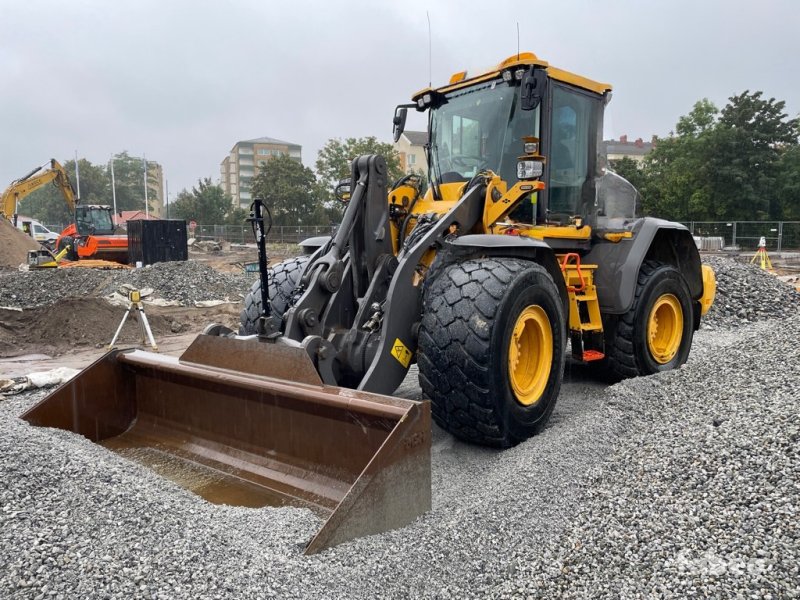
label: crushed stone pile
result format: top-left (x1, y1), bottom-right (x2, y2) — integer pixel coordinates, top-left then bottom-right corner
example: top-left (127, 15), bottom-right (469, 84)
top-left (0, 261), bottom-right (254, 308)
top-left (101, 261), bottom-right (253, 306)
top-left (0, 218), bottom-right (40, 269)
top-left (494, 317), bottom-right (800, 599)
top-left (701, 255), bottom-right (800, 328)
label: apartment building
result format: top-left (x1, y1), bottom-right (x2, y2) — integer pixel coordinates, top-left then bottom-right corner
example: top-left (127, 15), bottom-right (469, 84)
top-left (220, 137), bottom-right (302, 207)
top-left (602, 135), bottom-right (656, 164)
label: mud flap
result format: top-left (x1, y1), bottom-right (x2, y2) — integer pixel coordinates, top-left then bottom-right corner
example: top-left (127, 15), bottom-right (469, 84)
top-left (21, 335), bottom-right (431, 555)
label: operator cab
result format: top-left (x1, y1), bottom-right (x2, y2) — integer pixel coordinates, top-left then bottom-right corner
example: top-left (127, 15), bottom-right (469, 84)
top-left (75, 205), bottom-right (115, 236)
top-left (396, 53), bottom-right (638, 232)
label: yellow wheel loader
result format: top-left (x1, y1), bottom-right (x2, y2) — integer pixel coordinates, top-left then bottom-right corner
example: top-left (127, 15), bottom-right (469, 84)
top-left (23, 52), bottom-right (716, 553)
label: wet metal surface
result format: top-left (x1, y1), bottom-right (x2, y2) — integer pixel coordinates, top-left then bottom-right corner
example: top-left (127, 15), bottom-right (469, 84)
top-left (21, 335), bottom-right (432, 553)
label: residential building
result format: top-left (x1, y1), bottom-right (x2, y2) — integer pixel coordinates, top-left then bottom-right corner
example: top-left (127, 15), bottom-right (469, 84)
top-left (220, 137), bottom-right (302, 207)
top-left (146, 161), bottom-right (164, 217)
top-left (394, 131), bottom-right (428, 176)
top-left (603, 135), bottom-right (656, 164)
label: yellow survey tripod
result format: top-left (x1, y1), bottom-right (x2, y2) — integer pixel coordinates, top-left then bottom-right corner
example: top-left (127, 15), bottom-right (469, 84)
top-left (108, 289), bottom-right (158, 351)
top-left (750, 236), bottom-right (773, 271)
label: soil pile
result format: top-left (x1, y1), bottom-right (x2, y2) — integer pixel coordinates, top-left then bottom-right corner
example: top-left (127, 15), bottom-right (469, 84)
top-left (0, 218), bottom-right (39, 269)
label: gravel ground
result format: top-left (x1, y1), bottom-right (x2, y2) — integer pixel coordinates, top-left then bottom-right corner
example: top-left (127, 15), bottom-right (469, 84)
top-left (0, 256), bottom-right (798, 598)
top-left (0, 262), bottom-right (254, 308)
top-left (701, 255), bottom-right (800, 328)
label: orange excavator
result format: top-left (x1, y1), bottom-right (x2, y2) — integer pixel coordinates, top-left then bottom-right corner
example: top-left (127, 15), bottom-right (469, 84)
top-left (0, 158), bottom-right (128, 263)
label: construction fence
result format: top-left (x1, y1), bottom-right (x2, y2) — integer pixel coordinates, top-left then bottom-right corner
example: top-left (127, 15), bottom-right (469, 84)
top-left (44, 221), bottom-right (800, 251)
top-left (683, 221), bottom-right (800, 252)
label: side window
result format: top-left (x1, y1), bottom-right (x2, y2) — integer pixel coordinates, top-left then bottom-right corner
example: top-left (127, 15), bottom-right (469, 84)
top-left (549, 87), bottom-right (592, 215)
top-left (33, 224), bottom-right (45, 234)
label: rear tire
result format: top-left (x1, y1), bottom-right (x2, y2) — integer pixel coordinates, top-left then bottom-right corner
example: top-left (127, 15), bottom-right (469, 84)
top-left (418, 258), bottom-right (566, 447)
top-left (239, 256), bottom-right (309, 334)
top-left (604, 260), bottom-right (694, 380)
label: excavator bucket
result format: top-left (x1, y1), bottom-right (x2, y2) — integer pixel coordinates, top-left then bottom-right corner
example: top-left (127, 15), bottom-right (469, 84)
top-left (21, 335), bottom-right (431, 554)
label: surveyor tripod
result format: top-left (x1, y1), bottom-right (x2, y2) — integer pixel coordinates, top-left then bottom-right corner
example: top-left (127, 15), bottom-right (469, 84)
top-left (108, 289), bottom-right (158, 351)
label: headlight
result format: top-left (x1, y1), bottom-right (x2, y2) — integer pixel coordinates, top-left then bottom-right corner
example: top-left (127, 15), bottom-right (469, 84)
top-left (502, 70), bottom-right (513, 82)
top-left (417, 98), bottom-right (425, 109)
top-left (517, 160), bottom-right (543, 180)
top-left (523, 141), bottom-right (538, 154)
top-left (423, 93), bottom-right (432, 105)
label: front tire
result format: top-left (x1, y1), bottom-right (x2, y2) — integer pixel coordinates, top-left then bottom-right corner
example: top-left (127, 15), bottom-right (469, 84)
top-left (418, 258), bottom-right (566, 447)
top-left (604, 260), bottom-right (694, 379)
top-left (239, 256), bottom-right (309, 334)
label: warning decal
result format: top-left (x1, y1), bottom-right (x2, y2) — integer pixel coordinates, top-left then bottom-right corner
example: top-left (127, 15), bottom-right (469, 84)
top-left (390, 338), bottom-right (413, 368)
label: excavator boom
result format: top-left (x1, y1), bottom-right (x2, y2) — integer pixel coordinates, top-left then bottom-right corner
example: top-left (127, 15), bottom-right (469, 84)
top-left (1, 159), bottom-right (76, 220)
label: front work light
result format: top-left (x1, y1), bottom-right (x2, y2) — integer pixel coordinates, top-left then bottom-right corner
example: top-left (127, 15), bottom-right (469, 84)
top-left (517, 160), bottom-right (543, 180)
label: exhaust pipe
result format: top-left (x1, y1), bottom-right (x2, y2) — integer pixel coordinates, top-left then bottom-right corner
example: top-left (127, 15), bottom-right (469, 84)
top-left (22, 335), bottom-right (431, 554)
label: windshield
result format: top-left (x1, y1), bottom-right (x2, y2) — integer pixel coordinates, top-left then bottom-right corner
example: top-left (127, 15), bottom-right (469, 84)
top-left (429, 79), bottom-right (540, 187)
top-left (76, 207), bottom-right (114, 235)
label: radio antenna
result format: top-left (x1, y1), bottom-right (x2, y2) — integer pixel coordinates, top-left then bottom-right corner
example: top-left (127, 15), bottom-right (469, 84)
top-left (517, 22), bottom-right (520, 60)
top-left (427, 11), bottom-right (432, 87)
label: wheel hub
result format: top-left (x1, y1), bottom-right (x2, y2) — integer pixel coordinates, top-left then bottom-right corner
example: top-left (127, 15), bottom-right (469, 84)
top-left (508, 305), bottom-right (553, 406)
top-left (647, 293), bottom-right (683, 364)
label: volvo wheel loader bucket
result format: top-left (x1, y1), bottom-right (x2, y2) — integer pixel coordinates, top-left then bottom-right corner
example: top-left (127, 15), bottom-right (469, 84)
top-left (21, 335), bottom-right (431, 555)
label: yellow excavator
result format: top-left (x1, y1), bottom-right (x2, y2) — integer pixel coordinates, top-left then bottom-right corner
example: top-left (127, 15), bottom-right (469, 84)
top-left (23, 52), bottom-right (716, 553)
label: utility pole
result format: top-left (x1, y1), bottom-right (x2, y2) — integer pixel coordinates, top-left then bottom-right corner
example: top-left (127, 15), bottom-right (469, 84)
top-left (110, 155), bottom-right (118, 215)
top-left (165, 179), bottom-right (170, 219)
top-left (74, 150), bottom-right (81, 201)
top-left (143, 155), bottom-right (149, 218)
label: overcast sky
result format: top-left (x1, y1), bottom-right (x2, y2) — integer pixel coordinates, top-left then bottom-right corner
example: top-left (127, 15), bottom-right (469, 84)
top-left (1, 0), bottom-right (798, 201)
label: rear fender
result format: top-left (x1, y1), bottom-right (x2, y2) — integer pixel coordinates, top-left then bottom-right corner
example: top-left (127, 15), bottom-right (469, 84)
top-left (585, 217), bottom-right (703, 315)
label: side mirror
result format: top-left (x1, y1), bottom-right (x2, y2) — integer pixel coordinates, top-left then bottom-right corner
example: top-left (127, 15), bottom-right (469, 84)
top-left (520, 68), bottom-right (547, 111)
top-left (334, 178), bottom-right (351, 204)
top-left (393, 106), bottom-right (408, 143)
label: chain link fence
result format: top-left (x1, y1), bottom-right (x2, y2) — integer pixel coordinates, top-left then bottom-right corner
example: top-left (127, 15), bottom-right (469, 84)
top-left (191, 225), bottom-right (336, 245)
top-left (683, 221), bottom-right (800, 251)
top-left (45, 220), bottom-right (800, 251)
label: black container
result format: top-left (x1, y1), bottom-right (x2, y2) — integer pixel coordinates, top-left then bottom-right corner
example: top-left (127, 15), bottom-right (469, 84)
top-left (127, 220), bottom-right (188, 266)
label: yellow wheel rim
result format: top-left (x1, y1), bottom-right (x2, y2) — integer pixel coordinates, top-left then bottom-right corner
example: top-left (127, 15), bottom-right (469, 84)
top-left (508, 305), bottom-right (553, 406)
top-left (647, 294), bottom-right (683, 364)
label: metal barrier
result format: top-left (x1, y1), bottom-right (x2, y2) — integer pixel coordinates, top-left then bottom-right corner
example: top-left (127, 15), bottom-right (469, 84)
top-left (191, 224), bottom-right (335, 245)
top-left (45, 221), bottom-right (800, 251)
top-left (682, 221), bottom-right (800, 251)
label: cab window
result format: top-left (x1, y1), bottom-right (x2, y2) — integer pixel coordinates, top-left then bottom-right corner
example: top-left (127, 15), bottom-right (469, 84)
top-left (549, 86), bottom-right (592, 216)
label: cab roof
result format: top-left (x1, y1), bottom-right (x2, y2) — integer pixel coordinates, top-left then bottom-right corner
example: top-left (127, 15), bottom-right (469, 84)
top-left (412, 52), bottom-right (612, 101)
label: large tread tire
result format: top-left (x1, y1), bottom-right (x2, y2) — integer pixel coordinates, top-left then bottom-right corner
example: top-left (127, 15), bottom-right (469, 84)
top-left (418, 258), bottom-right (566, 448)
top-left (239, 256), bottom-right (309, 335)
top-left (604, 260), bottom-right (694, 380)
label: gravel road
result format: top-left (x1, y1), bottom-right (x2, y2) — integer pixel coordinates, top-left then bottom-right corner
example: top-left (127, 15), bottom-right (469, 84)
top-left (1, 255), bottom-right (798, 598)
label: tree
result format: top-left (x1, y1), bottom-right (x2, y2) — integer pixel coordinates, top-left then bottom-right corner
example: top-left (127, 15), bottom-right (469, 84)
top-left (110, 151), bottom-right (161, 213)
top-left (251, 154), bottom-right (320, 226)
top-left (640, 93), bottom-right (800, 221)
top-left (170, 178), bottom-right (232, 224)
top-left (315, 137), bottom-right (404, 204)
top-left (608, 156), bottom-right (647, 192)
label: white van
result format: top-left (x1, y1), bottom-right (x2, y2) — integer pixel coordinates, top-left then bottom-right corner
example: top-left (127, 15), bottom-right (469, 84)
top-left (16, 216), bottom-right (60, 245)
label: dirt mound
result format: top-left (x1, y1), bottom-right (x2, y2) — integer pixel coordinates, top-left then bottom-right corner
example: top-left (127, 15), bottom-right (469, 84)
top-left (0, 298), bottom-right (241, 358)
top-left (0, 218), bottom-right (39, 269)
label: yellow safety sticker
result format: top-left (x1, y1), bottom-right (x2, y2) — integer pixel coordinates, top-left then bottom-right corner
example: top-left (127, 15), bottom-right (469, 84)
top-left (391, 338), bottom-right (413, 368)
